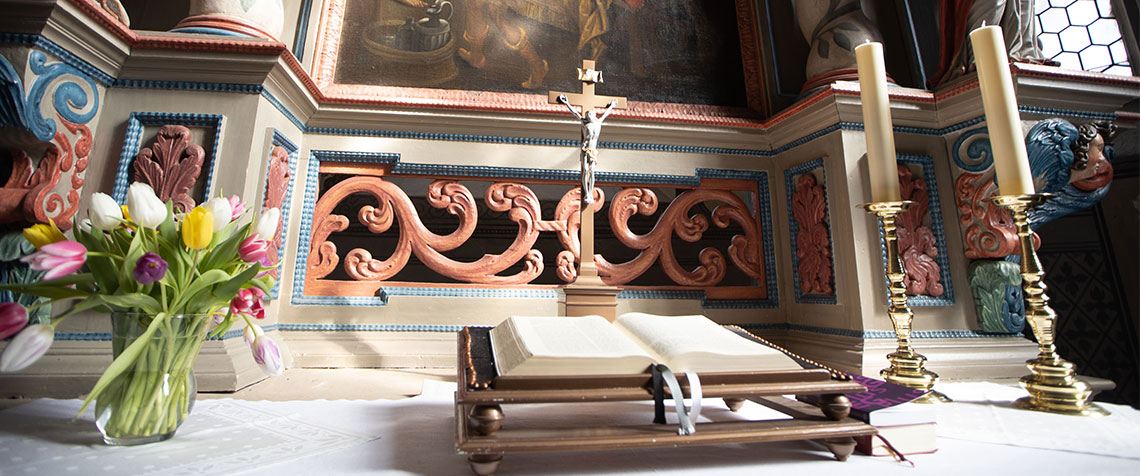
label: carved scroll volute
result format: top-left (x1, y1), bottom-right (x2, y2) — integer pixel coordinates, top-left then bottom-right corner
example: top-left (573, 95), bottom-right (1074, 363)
top-left (132, 125), bottom-right (205, 213)
top-left (897, 166), bottom-right (943, 297)
top-left (551, 187), bottom-right (604, 283)
top-left (597, 187), bottom-right (761, 287)
top-left (1, 118), bottom-right (90, 230)
top-left (955, 171), bottom-right (1021, 259)
top-left (791, 173), bottom-right (833, 295)
top-left (262, 146), bottom-right (291, 277)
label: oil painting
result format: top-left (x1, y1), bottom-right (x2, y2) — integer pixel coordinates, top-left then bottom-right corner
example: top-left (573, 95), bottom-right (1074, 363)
top-left (327, 0), bottom-right (750, 108)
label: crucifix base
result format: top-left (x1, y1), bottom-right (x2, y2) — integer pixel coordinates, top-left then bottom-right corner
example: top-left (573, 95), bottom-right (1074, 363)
top-left (559, 262), bottom-right (621, 322)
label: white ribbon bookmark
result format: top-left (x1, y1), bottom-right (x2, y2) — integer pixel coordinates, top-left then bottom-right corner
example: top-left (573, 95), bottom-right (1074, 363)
top-left (654, 365), bottom-right (703, 436)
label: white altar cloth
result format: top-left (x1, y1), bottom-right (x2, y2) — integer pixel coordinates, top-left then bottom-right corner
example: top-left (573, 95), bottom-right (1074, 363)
top-left (1, 381), bottom-right (1137, 476)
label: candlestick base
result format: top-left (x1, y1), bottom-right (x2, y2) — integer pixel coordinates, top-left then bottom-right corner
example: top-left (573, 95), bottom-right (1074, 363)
top-left (861, 201), bottom-right (950, 403)
top-left (991, 193), bottom-right (1107, 416)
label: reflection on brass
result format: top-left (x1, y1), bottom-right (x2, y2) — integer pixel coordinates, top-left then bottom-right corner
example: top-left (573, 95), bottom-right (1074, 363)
top-left (991, 193), bottom-right (1108, 416)
top-left (862, 201), bottom-right (950, 404)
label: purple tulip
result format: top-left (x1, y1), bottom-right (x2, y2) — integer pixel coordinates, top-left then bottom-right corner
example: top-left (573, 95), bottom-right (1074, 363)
top-left (132, 252), bottom-right (168, 285)
top-left (0, 324), bottom-right (54, 372)
top-left (0, 303), bottom-right (29, 341)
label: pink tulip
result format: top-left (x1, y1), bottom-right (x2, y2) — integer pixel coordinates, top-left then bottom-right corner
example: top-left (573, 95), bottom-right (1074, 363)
top-left (20, 241), bottom-right (86, 280)
top-left (0, 303), bottom-right (29, 340)
top-left (239, 234), bottom-right (269, 264)
top-left (251, 335), bottom-right (283, 376)
top-left (0, 324), bottom-right (54, 372)
top-left (228, 195), bottom-right (246, 221)
top-left (229, 287), bottom-right (267, 320)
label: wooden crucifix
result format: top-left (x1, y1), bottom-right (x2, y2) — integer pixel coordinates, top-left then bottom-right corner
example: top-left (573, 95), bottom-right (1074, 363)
top-left (549, 60), bottom-right (626, 313)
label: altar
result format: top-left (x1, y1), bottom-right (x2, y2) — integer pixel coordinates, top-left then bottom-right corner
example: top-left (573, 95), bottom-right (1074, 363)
top-left (0, 380), bottom-right (1137, 475)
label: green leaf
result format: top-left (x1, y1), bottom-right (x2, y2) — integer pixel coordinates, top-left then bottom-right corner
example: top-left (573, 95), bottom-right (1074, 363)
top-left (213, 264), bottom-right (261, 301)
top-left (100, 293), bottom-right (163, 315)
top-left (172, 268), bottom-right (230, 312)
top-left (251, 275), bottom-right (276, 294)
top-left (158, 202), bottom-right (179, 249)
top-left (78, 312), bottom-right (170, 415)
top-left (0, 231), bottom-right (35, 261)
top-left (201, 223), bottom-right (252, 272)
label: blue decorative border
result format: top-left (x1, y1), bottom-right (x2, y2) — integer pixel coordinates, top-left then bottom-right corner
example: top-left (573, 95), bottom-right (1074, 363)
top-left (876, 155), bottom-right (955, 307)
top-left (784, 159), bottom-right (837, 305)
top-left (0, 33), bottom-right (114, 85)
top-left (292, 0), bottom-right (315, 62)
top-left (111, 112), bottom-right (225, 205)
top-left (278, 323), bottom-right (464, 333)
top-left (291, 152), bottom-right (779, 308)
top-left (265, 129), bottom-right (299, 299)
top-left (56, 324), bottom-right (276, 342)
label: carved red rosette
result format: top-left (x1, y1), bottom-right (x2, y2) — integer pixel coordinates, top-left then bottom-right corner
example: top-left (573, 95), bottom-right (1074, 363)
top-left (261, 146), bottom-right (291, 278)
top-left (791, 173), bottom-right (833, 295)
top-left (132, 125), bottom-right (205, 213)
top-left (897, 166), bottom-right (943, 297)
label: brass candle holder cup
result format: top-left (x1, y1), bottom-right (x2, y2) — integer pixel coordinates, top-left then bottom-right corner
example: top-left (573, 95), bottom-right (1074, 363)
top-left (862, 201), bottom-right (950, 404)
top-left (991, 193), bottom-right (1107, 416)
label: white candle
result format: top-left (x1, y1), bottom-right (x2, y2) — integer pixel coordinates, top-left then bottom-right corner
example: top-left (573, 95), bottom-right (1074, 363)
top-left (970, 25), bottom-right (1034, 196)
top-left (855, 42), bottom-right (900, 203)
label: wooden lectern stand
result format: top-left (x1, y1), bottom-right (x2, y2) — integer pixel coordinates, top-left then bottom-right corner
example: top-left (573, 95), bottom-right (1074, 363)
top-left (454, 328), bottom-right (876, 475)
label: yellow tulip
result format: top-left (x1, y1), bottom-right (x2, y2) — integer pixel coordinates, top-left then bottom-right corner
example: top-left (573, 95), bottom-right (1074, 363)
top-left (22, 219), bottom-right (66, 249)
top-left (120, 205), bottom-right (136, 232)
top-left (182, 206), bottom-right (214, 250)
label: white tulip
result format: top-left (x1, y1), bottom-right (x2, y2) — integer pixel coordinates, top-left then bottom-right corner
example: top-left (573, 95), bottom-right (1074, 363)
top-left (243, 323), bottom-right (264, 346)
top-left (256, 208), bottom-right (280, 241)
top-left (126, 183), bottom-right (167, 228)
top-left (88, 193), bottom-right (123, 231)
top-left (203, 197), bottom-right (233, 232)
top-left (77, 218), bottom-right (93, 234)
top-left (0, 324), bottom-right (54, 373)
top-left (252, 335), bottom-right (284, 377)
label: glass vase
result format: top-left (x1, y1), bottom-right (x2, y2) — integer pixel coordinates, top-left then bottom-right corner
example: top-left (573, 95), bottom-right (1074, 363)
top-left (95, 312), bottom-right (210, 446)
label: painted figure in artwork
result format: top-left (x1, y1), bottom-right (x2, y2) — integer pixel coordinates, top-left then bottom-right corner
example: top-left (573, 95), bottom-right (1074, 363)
top-left (558, 94), bottom-right (618, 204)
top-left (453, 0), bottom-right (614, 89)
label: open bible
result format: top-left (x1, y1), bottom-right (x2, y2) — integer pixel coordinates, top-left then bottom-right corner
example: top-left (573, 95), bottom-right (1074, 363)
top-left (489, 313), bottom-right (800, 377)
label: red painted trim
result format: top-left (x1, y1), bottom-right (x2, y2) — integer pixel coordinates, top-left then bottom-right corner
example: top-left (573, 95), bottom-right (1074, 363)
top-left (173, 14), bottom-right (279, 40)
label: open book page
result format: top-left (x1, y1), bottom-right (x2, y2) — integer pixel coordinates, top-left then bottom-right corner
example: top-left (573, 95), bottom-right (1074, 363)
top-left (614, 313), bottom-right (798, 373)
top-left (490, 315), bottom-right (654, 376)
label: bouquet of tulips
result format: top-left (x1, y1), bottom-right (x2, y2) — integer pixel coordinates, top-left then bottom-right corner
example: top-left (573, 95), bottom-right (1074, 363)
top-left (0, 183), bottom-right (283, 443)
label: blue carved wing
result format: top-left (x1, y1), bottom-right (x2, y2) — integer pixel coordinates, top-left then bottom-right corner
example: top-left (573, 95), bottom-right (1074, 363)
top-left (1023, 118), bottom-right (1110, 228)
top-left (0, 55), bottom-right (28, 130)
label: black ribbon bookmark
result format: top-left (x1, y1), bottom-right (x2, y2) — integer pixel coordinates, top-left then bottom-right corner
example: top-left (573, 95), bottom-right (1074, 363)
top-left (652, 364), bottom-right (667, 424)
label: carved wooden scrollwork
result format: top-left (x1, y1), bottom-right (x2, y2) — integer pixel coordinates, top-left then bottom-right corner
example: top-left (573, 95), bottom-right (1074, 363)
top-left (791, 173), bottom-right (833, 295)
top-left (583, 187), bottom-right (762, 287)
top-left (132, 125), bottom-right (205, 212)
top-left (1, 117), bottom-right (90, 229)
top-left (308, 177), bottom-right (563, 285)
top-left (261, 145), bottom-right (291, 278)
top-left (305, 170), bottom-right (770, 298)
top-left (955, 171), bottom-right (1023, 259)
top-left (897, 166), bottom-right (943, 297)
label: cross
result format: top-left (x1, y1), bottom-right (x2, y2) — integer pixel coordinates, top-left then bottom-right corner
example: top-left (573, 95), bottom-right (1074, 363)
top-left (547, 60), bottom-right (628, 115)
top-left (548, 60), bottom-right (627, 294)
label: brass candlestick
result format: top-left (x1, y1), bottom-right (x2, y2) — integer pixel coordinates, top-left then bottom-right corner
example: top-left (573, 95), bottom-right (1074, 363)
top-left (863, 201), bottom-right (949, 403)
top-left (991, 193), bottom-right (1106, 416)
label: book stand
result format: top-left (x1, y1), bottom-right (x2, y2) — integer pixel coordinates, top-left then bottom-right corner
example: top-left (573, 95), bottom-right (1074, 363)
top-left (455, 328), bottom-right (876, 475)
